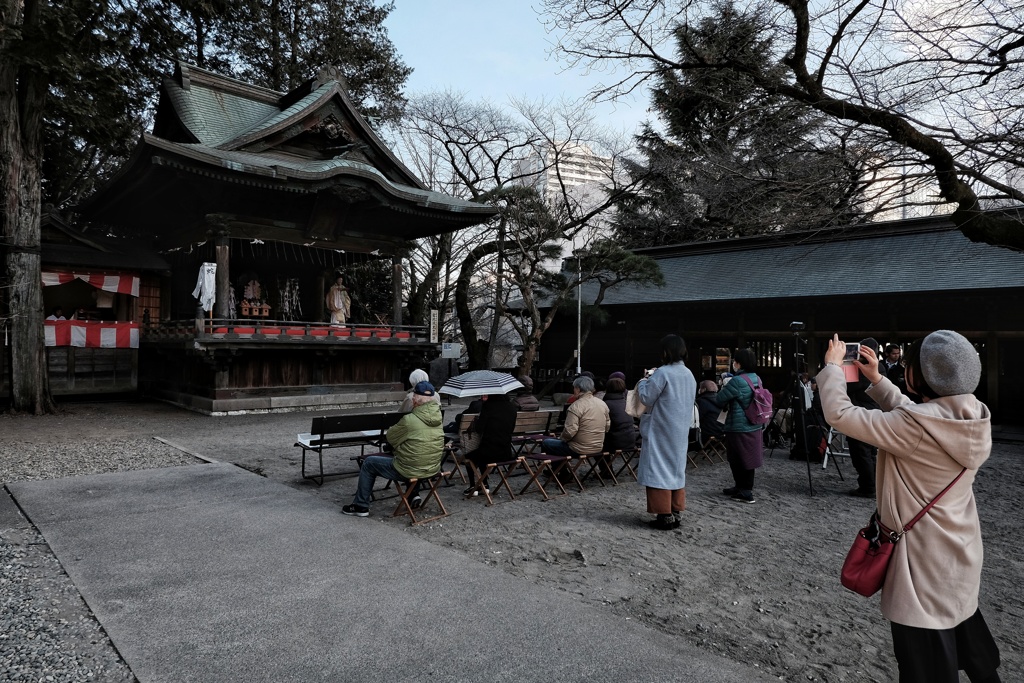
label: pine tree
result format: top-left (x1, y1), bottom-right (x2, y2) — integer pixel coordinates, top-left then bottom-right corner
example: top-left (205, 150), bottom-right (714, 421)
top-left (614, 3), bottom-right (862, 248)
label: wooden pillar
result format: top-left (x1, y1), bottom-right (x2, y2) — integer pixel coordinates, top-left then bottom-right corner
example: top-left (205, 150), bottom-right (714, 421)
top-left (316, 273), bottom-right (326, 322)
top-left (214, 235), bottom-right (231, 319)
top-left (986, 329), bottom-right (999, 415)
top-left (392, 256), bottom-right (402, 326)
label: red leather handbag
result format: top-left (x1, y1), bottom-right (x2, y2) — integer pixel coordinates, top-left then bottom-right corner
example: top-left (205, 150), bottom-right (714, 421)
top-left (841, 512), bottom-right (895, 597)
top-left (841, 468), bottom-right (966, 597)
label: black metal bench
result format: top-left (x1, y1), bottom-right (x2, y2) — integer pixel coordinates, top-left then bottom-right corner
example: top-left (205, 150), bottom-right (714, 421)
top-left (294, 412), bottom-right (403, 485)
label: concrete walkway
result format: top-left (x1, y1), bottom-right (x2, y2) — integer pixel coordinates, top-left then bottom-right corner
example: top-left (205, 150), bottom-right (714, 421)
top-left (8, 462), bottom-right (773, 683)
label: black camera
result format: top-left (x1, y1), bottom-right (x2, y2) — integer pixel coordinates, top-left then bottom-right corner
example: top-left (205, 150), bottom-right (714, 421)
top-left (790, 321), bottom-right (806, 331)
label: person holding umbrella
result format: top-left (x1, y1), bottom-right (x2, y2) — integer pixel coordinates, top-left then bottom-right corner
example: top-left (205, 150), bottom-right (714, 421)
top-left (460, 393), bottom-right (518, 497)
top-left (437, 371), bottom-right (525, 497)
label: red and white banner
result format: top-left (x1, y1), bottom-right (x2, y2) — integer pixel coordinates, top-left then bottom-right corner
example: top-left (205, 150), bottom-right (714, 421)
top-left (44, 321), bottom-right (139, 349)
top-left (41, 271), bottom-right (140, 297)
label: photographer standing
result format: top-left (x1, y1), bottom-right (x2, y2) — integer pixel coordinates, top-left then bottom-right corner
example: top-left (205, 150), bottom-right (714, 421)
top-left (847, 337), bottom-right (882, 498)
top-left (817, 331), bottom-right (1001, 683)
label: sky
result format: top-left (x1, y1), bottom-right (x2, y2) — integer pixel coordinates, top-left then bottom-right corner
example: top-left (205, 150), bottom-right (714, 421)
top-left (383, 1), bottom-right (650, 135)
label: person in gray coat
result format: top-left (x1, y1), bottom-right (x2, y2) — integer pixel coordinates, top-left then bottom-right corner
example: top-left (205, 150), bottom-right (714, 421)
top-left (636, 334), bottom-right (697, 530)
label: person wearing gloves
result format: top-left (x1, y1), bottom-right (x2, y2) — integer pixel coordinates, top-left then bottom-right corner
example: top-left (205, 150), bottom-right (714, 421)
top-left (635, 335), bottom-right (697, 530)
top-left (816, 331), bottom-right (1001, 683)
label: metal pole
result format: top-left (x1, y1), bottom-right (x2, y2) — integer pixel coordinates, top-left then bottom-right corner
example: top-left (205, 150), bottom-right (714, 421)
top-left (576, 255), bottom-right (582, 375)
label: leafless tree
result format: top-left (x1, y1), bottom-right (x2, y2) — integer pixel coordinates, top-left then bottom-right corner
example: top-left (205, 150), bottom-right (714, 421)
top-left (392, 92), bottom-right (663, 373)
top-left (541, 0), bottom-right (1024, 250)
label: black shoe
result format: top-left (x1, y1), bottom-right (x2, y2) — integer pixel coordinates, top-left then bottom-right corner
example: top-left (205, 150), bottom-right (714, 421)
top-left (848, 489), bottom-right (875, 499)
top-left (649, 515), bottom-right (680, 531)
top-left (731, 491), bottom-right (756, 504)
top-left (722, 487), bottom-right (739, 496)
top-left (342, 504), bottom-right (369, 517)
top-left (410, 495), bottom-right (423, 509)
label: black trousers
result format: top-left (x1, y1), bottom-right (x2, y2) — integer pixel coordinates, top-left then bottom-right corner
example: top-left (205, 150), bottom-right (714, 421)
top-left (890, 609), bottom-right (1001, 683)
top-left (728, 458), bottom-right (755, 491)
top-left (847, 436), bottom-right (877, 493)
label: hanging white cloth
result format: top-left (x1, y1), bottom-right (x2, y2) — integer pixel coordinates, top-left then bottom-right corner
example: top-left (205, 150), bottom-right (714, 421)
top-left (192, 262), bottom-right (217, 312)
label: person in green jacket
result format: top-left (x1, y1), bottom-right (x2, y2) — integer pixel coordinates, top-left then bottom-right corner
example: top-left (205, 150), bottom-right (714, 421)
top-left (712, 348), bottom-right (765, 504)
top-left (342, 381), bottom-right (444, 517)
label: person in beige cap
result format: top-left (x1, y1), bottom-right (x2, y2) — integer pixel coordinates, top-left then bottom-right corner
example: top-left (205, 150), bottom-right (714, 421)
top-left (816, 331), bottom-right (1001, 683)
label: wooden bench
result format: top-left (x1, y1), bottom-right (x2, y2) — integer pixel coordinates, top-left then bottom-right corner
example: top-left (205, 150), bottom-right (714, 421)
top-left (294, 412), bottom-right (403, 485)
top-left (510, 410), bottom-right (561, 455)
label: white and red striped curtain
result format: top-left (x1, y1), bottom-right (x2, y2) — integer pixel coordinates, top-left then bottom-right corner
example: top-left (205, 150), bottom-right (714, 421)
top-left (44, 321), bottom-right (139, 349)
top-left (41, 271), bottom-right (140, 297)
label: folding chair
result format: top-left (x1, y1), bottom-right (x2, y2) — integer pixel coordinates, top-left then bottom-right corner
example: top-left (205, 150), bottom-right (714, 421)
top-left (391, 471), bottom-right (450, 525)
top-left (700, 436), bottom-right (727, 463)
top-left (612, 446), bottom-right (640, 480)
top-left (821, 427), bottom-right (849, 480)
top-left (548, 451), bottom-right (594, 493)
top-left (519, 453), bottom-right (569, 500)
top-left (687, 428), bottom-right (701, 469)
top-left (466, 456), bottom-right (526, 506)
top-left (440, 441), bottom-right (467, 485)
top-left (577, 450), bottom-right (619, 486)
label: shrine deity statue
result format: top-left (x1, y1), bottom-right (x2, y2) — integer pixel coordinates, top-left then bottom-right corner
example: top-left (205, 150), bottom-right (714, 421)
top-left (326, 275), bottom-right (351, 325)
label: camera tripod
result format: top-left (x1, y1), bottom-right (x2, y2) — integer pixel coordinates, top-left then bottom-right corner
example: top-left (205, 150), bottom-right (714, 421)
top-left (787, 330), bottom-right (846, 495)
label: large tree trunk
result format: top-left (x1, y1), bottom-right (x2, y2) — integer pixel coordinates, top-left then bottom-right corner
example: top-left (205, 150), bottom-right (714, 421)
top-left (1, 0), bottom-right (52, 413)
top-left (454, 239), bottom-right (499, 370)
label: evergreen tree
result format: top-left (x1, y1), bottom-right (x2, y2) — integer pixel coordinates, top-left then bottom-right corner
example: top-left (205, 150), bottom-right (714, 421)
top-left (212, 0), bottom-right (411, 123)
top-left (614, 2), bottom-right (862, 248)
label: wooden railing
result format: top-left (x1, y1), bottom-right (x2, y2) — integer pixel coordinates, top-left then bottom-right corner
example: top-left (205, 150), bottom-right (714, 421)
top-left (142, 319), bottom-right (428, 343)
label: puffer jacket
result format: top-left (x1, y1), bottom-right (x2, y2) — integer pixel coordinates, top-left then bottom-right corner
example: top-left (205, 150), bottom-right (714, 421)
top-left (602, 391), bottom-right (637, 451)
top-left (712, 371), bottom-right (763, 433)
top-left (560, 391), bottom-right (610, 455)
top-left (386, 401), bottom-right (444, 479)
top-left (817, 365), bottom-right (992, 629)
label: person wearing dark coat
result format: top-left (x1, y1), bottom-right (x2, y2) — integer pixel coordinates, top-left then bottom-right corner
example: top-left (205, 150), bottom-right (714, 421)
top-left (696, 380), bottom-right (725, 444)
top-left (462, 393), bottom-right (518, 496)
top-left (847, 337), bottom-right (882, 498)
top-left (882, 344), bottom-right (908, 395)
top-left (602, 377), bottom-right (637, 452)
top-left (512, 375), bottom-right (540, 411)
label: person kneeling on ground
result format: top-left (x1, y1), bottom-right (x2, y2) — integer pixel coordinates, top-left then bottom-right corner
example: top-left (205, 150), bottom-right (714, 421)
top-left (342, 381), bottom-right (444, 517)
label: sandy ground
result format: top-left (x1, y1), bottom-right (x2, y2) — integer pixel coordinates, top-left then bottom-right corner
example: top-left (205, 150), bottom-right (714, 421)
top-left (2, 399), bottom-right (1021, 682)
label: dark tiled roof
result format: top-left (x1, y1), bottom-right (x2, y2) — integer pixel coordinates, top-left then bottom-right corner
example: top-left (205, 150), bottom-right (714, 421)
top-left (593, 220), bottom-right (1024, 305)
top-left (144, 135), bottom-right (492, 214)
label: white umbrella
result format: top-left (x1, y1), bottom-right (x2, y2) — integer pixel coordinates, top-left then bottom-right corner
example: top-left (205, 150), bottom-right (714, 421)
top-left (438, 370), bottom-right (523, 398)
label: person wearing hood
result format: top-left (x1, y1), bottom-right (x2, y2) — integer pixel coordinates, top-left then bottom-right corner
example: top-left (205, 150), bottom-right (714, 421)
top-left (343, 381), bottom-right (444, 517)
top-left (816, 331), bottom-right (1001, 683)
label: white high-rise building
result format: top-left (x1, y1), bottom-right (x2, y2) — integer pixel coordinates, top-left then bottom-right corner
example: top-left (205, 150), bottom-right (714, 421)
top-left (515, 143), bottom-right (613, 202)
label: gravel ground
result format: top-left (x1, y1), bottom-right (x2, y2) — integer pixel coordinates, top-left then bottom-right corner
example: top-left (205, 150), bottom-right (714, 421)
top-left (1, 428), bottom-right (199, 683)
top-left (2, 400), bottom-right (1020, 682)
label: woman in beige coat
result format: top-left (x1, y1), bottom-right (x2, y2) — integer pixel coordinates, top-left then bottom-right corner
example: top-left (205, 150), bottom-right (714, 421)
top-left (817, 330), bottom-right (1001, 683)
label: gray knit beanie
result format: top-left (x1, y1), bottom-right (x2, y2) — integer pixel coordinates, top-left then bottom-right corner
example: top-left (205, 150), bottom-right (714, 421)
top-left (919, 330), bottom-right (980, 397)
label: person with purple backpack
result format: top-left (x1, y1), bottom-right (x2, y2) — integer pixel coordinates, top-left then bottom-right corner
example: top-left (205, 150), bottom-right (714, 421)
top-left (712, 348), bottom-right (766, 504)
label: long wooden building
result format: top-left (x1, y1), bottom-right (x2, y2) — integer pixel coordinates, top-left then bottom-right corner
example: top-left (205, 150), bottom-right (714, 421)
top-left (535, 216), bottom-right (1024, 424)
